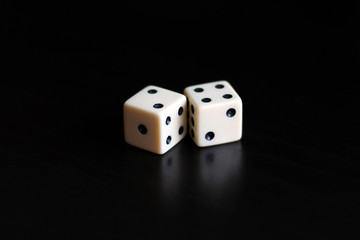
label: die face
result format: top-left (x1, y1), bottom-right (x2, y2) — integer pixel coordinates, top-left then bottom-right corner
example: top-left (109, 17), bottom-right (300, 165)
top-left (123, 104), bottom-right (162, 154)
top-left (158, 96), bottom-right (187, 154)
top-left (196, 101), bottom-right (242, 146)
top-left (124, 85), bottom-right (187, 154)
top-left (125, 85), bottom-right (185, 114)
top-left (184, 80), bottom-right (243, 147)
top-left (184, 80), bottom-right (242, 108)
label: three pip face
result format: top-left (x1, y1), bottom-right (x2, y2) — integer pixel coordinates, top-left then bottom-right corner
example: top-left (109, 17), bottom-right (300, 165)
top-left (123, 80), bottom-right (243, 155)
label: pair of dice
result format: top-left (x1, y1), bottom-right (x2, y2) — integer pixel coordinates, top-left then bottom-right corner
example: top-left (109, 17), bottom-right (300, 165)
top-left (123, 80), bottom-right (243, 154)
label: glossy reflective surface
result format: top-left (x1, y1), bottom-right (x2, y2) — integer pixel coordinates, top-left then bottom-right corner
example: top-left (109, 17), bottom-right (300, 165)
top-left (2, 2), bottom-right (360, 239)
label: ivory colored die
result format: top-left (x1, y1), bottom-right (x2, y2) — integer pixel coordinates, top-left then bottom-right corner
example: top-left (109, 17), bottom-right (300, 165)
top-left (124, 85), bottom-right (187, 154)
top-left (184, 80), bottom-right (243, 147)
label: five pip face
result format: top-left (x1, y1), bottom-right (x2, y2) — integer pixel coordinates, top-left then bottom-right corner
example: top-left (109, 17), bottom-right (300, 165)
top-left (123, 80), bottom-right (243, 155)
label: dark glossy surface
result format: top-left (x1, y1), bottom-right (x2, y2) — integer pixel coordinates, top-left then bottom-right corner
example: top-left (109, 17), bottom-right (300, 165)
top-left (2, 2), bottom-right (360, 238)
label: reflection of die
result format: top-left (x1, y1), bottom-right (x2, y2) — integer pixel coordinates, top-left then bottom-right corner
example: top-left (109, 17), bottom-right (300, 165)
top-left (184, 80), bottom-right (243, 147)
top-left (124, 86), bottom-right (187, 154)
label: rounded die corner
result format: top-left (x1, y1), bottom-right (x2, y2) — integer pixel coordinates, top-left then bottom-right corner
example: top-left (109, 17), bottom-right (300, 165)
top-left (153, 148), bottom-right (168, 155)
top-left (216, 80), bottom-right (231, 84)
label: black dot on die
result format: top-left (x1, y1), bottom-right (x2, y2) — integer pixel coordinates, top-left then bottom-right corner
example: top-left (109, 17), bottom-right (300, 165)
top-left (205, 132), bottom-right (215, 141)
top-left (191, 129), bottom-right (195, 138)
top-left (201, 98), bottom-right (211, 103)
top-left (226, 108), bottom-right (236, 117)
top-left (166, 136), bottom-right (172, 144)
top-left (178, 107), bottom-right (184, 116)
top-left (147, 89), bottom-right (157, 94)
top-left (138, 124), bottom-right (147, 134)
top-left (191, 104), bottom-right (195, 114)
top-left (223, 94), bottom-right (233, 99)
top-left (178, 126), bottom-right (184, 135)
top-left (191, 117), bottom-right (195, 126)
top-left (215, 84), bottom-right (224, 89)
top-left (153, 103), bottom-right (164, 108)
top-left (166, 116), bottom-right (171, 125)
top-left (194, 88), bottom-right (204, 93)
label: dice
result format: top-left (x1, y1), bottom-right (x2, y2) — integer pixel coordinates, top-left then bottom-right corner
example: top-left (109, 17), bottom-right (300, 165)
top-left (184, 80), bottom-right (242, 147)
top-left (123, 85), bottom-right (187, 154)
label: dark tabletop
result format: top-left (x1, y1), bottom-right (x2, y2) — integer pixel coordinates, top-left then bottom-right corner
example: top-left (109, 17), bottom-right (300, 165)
top-left (2, 1), bottom-right (360, 239)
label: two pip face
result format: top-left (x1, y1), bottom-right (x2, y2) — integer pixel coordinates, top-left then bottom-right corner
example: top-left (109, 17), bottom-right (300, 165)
top-left (123, 80), bottom-right (243, 155)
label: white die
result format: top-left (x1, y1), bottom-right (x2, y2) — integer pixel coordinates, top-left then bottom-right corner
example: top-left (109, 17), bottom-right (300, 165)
top-left (184, 80), bottom-right (243, 147)
top-left (123, 85), bottom-right (187, 154)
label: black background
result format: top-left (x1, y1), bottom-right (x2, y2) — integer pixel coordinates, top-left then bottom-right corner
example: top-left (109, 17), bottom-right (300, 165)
top-left (2, 1), bottom-right (360, 239)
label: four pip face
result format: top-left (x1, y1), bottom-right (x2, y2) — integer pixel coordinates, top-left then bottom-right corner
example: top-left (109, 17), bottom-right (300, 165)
top-left (123, 80), bottom-right (243, 154)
